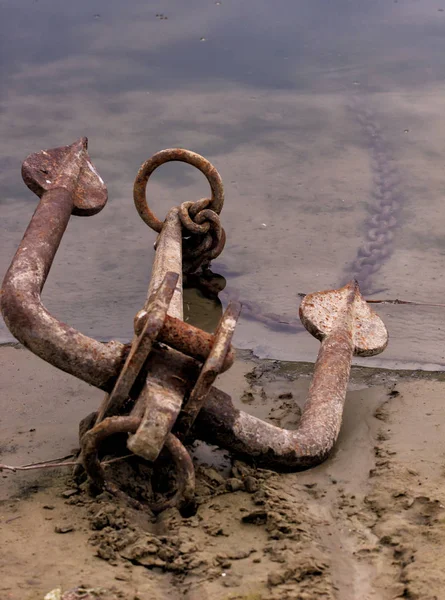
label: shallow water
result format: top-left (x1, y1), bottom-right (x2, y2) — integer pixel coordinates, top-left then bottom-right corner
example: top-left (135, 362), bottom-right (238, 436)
top-left (2, 0), bottom-right (445, 369)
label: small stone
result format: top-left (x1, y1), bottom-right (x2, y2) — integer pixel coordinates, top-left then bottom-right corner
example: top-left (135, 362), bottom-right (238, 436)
top-left (268, 571), bottom-right (288, 586)
top-left (97, 544), bottom-right (116, 561)
top-left (252, 490), bottom-right (266, 505)
top-left (62, 489), bottom-right (79, 498)
top-left (200, 467), bottom-right (226, 487)
top-left (205, 524), bottom-right (227, 536)
top-left (170, 557), bottom-right (187, 572)
top-left (241, 391), bottom-right (255, 404)
top-left (91, 512), bottom-right (109, 530)
top-left (43, 589), bottom-right (62, 600)
top-left (43, 505), bottom-right (55, 510)
top-left (54, 525), bottom-right (74, 534)
top-left (226, 478), bottom-right (243, 492)
top-left (221, 573), bottom-right (241, 587)
top-left (216, 556), bottom-right (232, 569)
top-left (158, 547), bottom-right (177, 561)
top-left (178, 540), bottom-right (198, 554)
top-left (187, 554), bottom-right (208, 570)
top-left (120, 540), bottom-right (159, 560)
top-left (227, 549), bottom-right (254, 560)
top-left (244, 476), bottom-right (259, 493)
top-left (231, 460), bottom-right (251, 479)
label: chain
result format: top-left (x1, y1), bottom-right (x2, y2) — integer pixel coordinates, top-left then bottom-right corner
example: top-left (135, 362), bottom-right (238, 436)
top-left (345, 96), bottom-right (403, 294)
top-left (180, 202), bottom-right (226, 273)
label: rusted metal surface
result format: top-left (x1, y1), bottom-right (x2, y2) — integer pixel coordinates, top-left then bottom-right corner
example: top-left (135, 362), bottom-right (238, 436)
top-left (96, 271), bottom-right (179, 422)
top-left (128, 201), bottom-right (192, 461)
top-left (176, 301), bottom-right (241, 439)
top-left (157, 316), bottom-right (235, 371)
top-left (1, 140), bottom-right (391, 512)
top-left (22, 136), bottom-right (107, 216)
top-left (81, 414), bottom-right (194, 513)
top-left (144, 207), bottom-right (184, 320)
top-left (82, 415), bottom-right (140, 491)
top-left (194, 281), bottom-right (388, 468)
top-left (134, 148), bottom-right (224, 233)
top-left (134, 148), bottom-right (226, 274)
top-left (182, 206), bottom-right (226, 273)
top-left (0, 139), bottom-right (128, 392)
top-left (299, 279), bottom-right (388, 356)
top-left (128, 354), bottom-right (185, 461)
top-left (149, 433), bottom-right (195, 514)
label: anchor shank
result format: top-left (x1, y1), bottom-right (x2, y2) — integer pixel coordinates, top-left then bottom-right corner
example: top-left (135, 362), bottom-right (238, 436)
top-left (122, 208), bottom-right (185, 460)
top-left (146, 207), bottom-right (183, 320)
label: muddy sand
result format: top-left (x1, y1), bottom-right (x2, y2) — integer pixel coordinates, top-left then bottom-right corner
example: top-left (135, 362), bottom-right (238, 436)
top-left (1, 345), bottom-right (445, 600)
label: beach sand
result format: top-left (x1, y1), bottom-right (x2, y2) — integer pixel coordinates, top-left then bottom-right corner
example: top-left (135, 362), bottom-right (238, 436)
top-left (1, 346), bottom-right (445, 599)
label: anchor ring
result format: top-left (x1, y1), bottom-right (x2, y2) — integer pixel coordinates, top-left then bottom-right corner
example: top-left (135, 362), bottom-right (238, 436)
top-left (133, 148), bottom-right (224, 233)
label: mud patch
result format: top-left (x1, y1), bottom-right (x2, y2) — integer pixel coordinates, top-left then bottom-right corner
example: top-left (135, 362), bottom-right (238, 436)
top-left (3, 348), bottom-right (445, 599)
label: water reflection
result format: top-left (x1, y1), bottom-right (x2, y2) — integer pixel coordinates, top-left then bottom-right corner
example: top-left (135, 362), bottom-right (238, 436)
top-left (183, 270), bottom-right (226, 333)
top-left (2, 0), bottom-right (445, 369)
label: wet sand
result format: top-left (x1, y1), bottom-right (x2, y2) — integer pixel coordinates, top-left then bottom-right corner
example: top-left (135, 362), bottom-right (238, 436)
top-left (3, 1), bottom-right (445, 597)
top-left (2, 346), bottom-right (445, 599)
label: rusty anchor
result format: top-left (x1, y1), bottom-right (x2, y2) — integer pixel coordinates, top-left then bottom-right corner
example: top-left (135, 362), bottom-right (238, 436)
top-left (0, 138), bottom-right (388, 513)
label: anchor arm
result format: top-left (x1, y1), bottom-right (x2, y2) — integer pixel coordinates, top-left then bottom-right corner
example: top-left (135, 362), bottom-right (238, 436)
top-left (193, 325), bottom-right (355, 470)
top-left (194, 280), bottom-right (388, 469)
top-left (0, 138), bottom-right (129, 390)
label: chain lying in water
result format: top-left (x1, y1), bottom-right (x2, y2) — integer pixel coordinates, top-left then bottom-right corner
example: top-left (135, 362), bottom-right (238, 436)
top-left (345, 95), bottom-right (405, 295)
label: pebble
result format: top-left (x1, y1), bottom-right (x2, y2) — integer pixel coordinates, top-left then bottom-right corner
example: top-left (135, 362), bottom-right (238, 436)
top-left (54, 525), bottom-right (74, 534)
top-left (226, 477), bottom-right (243, 492)
top-left (244, 476), bottom-right (259, 493)
top-left (62, 489), bottom-right (79, 499)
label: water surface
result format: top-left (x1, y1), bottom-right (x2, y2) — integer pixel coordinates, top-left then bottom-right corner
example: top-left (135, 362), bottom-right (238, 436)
top-left (2, 0), bottom-right (445, 369)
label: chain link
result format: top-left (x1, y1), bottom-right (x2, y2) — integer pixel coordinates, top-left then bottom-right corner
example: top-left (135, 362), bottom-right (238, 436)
top-left (181, 203), bottom-right (226, 273)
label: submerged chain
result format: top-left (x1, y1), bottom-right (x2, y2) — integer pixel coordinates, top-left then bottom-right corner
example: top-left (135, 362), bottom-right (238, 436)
top-left (345, 96), bottom-right (404, 294)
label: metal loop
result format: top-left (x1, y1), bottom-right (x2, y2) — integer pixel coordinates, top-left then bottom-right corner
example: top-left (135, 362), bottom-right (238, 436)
top-left (134, 149), bottom-right (224, 233)
top-left (207, 225), bottom-right (226, 260)
top-left (81, 416), bottom-right (195, 514)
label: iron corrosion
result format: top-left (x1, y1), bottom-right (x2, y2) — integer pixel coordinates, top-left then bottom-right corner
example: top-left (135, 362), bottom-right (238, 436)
top-left (1, 140), bottom-right (390, 488)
